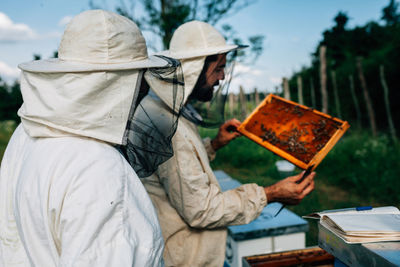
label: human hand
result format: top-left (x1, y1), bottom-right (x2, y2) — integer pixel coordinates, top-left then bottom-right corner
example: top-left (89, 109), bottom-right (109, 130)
top-left (264, 171), bottom-right (316, 205)
top-left (211, 119), bottom-right (242, 151)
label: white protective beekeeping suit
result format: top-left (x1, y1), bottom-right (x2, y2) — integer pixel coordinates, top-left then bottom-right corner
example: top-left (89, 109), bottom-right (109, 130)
top-left (142, 21), bottom-right (267, 267)
top-left (0, 10), bottom-right (181, 267)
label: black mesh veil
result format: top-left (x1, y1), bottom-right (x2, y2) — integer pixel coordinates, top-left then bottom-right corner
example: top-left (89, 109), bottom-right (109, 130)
top-left (182, 49), bottom-right (239, 128)
top-left (118, 56), bottom-right (184, 178)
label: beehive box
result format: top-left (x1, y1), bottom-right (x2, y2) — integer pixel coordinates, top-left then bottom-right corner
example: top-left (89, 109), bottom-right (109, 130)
top-left (242, 247), bottom-right (334, 267)
top-left (238, 94), bottom-right (350, 170)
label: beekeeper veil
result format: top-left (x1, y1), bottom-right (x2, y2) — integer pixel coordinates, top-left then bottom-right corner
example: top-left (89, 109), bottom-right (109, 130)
top-left (158, 20), bottom-right (247, 128)
top-left (118, 55), bottom-right (185, 178)
top-left (17, 10), bottom-right (185, 178)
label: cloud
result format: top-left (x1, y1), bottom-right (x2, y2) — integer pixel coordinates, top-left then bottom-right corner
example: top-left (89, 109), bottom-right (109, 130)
top-left (230, 75), bottom-right (258, 94)
top-left (228, 64), bottom-right (285, 94)
top-left (230, 65), bottom-right (264, 93)
top-left (269, 76), bottom-right (282, 85)
top-left (0, 12), bottom-right (36, 42)
top-left (0, 61), bottom-right (20, 81)
top-left (234, 63), bottom-right (263, 77)
top-left (58, 16), bottom-right (72, 27)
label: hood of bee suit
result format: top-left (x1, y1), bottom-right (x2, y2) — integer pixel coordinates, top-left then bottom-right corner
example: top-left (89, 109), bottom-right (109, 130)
top-left (144, 56), bottom-right (205, 113)
top-left (151, 20), bottom-right (242, 111)
top-left (17, 10), bottom-right (171, 145)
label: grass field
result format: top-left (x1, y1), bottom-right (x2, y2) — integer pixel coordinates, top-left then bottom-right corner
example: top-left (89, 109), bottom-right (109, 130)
top-left (200, 127), bottom-right (400, 246)
top-left (0, 121), bottom-right (16, 160)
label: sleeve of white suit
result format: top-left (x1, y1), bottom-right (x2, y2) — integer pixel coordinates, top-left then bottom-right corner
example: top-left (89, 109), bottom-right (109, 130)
top-left (202, 137), bottom-right (216, 161)
top-left (54, 152), bottom-right (164, 267)
top-left (157, 130), bottom-right (267, 229)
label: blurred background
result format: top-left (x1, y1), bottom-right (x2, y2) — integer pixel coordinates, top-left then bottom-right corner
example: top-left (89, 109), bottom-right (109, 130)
top-left (1, 0), bottom-right (400, 245)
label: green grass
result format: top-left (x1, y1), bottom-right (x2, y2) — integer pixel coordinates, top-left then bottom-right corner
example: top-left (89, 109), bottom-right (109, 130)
top-left (200, 127), bottom-right (400, 246)
top-left (0, 121), bottom-right (17, 161)
top-left (319, 130), bottom-right (400, 204)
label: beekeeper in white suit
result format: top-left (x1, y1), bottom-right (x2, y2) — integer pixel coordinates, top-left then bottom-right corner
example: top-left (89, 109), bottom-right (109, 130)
top-left (142, 21), bottom-right (316, 266)
top-left (0, 10), bottom-right (185, 267)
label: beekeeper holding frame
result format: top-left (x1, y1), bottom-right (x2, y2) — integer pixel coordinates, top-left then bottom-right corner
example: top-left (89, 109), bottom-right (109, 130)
top-left (142, 21), bottom-right (316, 267)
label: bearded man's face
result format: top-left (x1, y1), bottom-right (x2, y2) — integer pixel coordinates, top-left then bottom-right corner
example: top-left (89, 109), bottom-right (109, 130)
top-left (191, 54), bottom-right (226, 102)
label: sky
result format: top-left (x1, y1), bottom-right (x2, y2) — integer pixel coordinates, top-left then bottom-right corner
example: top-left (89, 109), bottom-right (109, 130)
top-left (0, 0), bottom-right (390, 93)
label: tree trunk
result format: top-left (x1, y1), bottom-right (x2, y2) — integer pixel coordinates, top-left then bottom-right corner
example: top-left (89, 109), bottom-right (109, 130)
top-left (356, 57), bottom-right (377, 137)
top-left (297, 75), bottom-right (304, 105)
top-left (380, 65), bottom-right (397, 143)
top-left (239, 86), bottom-right (247, 120)
top-left (330, 70), bottom-right (342, 118)
top-left (283, 77), bottom-right (290, 100)
top-left (160, 0), bottom-right (169, 49)
top-left (348, 74), bottom-right (362, 128)
top-left (310, 77), bottom-right (316, 108)
top-left (319, 45), bottom-right (328, 113)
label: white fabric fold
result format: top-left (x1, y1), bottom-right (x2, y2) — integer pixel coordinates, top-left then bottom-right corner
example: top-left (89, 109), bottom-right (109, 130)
top-left (18, 70), bottom-right (140, 144)
top-left (0, 125), bottom-right (165, 267)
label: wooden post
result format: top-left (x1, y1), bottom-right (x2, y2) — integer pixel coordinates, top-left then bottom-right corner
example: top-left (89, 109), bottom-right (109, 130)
top-left (228, 92), bottom-right (235, 118)
top-left (310, 77), bottom-right (316, 108)
top-left (235, 93), bottom-right (239, 117)
top-left (254, 88), bottom-right (260, 105)
top-left (380, 65), bottom-right (397, 143)
top-left (356, 57), bottom-right (377, 137)
top-left (330, 70), bottom-right (342, 118)
top-left (239, 86), bottom-right (247, 120)
top-left (283, 77), bottom-right (290, 100)
top-left (274, 86), bottom-right (279, 95)
top-left (297, 75), bottom-right (304, 105)
top-left (319, 45), bottom-right (328, 113)
top-left (249, 89), bottom-right (254, 105)
top-left (348, 74), bottom-right (362, 128)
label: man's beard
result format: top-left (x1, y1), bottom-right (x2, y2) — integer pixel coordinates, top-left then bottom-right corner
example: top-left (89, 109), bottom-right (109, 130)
top-left (194, 85), bottom-right (214, 102)
top-left (191, 79), bottom-right (219, 102)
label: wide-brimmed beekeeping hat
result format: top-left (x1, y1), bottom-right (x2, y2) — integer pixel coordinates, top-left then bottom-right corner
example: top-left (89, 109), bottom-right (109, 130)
top-left (158, 20), bottom-right (246, 60)
top-left (18, 9), bottom-right (169, 73)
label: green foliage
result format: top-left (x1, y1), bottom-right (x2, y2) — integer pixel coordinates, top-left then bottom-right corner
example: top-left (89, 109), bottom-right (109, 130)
top-left (246, 35), bottom-right (265, 63)
top-left (0, 77), bottom-right (22, 123)
top-left (382, 0), bottom-right (400, 25)
top-left (319, 131), bottom-right (400, 204)
top-left (0, 121), bottom-right (17, 160)
top-left (213, 133), bottom-right (278, 172)
top-left (289, 1), bottom-right (400, 137)
top-left (333, 11), bottom-right (348, 31)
